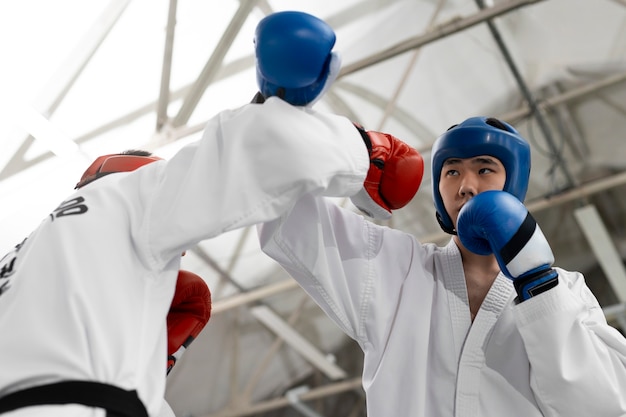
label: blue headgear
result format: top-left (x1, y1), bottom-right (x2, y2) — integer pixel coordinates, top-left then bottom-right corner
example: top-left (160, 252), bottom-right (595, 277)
top-left (431, 116), bottom-right (531, 234)
top-left (254, 11), bottom-right (337, 107)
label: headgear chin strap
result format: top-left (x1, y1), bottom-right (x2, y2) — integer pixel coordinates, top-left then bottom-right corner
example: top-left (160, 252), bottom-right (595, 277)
top-left (75, 154), bottom-right (163, 189)
top-left (431, 116), bottom-right (531, 235)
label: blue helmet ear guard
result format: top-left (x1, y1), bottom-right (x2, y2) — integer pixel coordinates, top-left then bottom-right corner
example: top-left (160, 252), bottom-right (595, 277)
top-left (254, 11), bottom-right (337, 106)
top-left (431, 116), bottom-right (531, 234)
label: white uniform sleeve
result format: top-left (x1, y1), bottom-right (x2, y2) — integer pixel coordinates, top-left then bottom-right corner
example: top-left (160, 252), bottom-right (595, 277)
top-left (140, 97), bottom-right (369, 268)
top-left (515, 269), bottom-right (626, 416)
top-left (258, 193), bottom-right (415, 348)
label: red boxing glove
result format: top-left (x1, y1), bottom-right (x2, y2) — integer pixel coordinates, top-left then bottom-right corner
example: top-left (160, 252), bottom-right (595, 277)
top-left (167, 270), bottom-right (212, 374)
top-left (350, 124), bottom-right (424, 220)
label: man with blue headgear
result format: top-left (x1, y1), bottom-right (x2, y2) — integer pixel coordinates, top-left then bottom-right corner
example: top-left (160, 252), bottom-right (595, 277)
top-left (431, 116), bottom-right (558, 302)
top-left (260, 112), bottom-right (626, 416)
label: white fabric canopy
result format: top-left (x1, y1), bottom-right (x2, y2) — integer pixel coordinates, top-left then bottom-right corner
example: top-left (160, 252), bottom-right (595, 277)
top-left (2, 1), bottom-right (626, 415)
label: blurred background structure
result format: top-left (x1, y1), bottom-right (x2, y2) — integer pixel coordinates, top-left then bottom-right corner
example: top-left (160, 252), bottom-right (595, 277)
top-left (2, 1), bottom-right (626, 416)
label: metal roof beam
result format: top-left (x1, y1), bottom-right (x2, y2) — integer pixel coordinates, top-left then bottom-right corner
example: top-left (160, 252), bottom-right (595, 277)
top-left (201, 377), bottom-right (363, 417)
top-left (474, 0), bottom-right (576, 190)
top-left (156, 0), bottom-right (178, 131)
top-left (339, 0), bottom-right (545, 77)
top-left (172, 0), bottom-right (258, 127)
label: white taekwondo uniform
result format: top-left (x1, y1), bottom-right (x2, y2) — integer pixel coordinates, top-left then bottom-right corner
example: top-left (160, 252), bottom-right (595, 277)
top-left (0, 97), bottom-right (369, 417)
top-left (259, 193), bottom-right (626, 417)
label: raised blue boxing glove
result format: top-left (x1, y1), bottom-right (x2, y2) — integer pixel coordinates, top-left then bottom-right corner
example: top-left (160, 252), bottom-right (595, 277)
top-left (254, 11), bottom-right (341, 107)
top-left (457, 190), bottom-right (558, 301)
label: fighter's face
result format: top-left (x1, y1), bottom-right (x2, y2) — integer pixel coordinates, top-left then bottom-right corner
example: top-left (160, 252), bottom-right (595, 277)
top-left (439, 155), bottom-right (506, 229)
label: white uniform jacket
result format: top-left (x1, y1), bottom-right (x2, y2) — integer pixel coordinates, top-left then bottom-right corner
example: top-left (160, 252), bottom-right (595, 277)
top-left (259, 194), bottom-right (626, 417)
top-left (0, 97), bottom-right (369, 417)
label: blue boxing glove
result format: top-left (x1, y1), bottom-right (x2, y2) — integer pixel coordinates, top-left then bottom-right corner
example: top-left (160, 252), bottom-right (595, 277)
top-left (457, 190), bottom-right (558, 301)
top-left (254, 11), bottom-right (341, 107)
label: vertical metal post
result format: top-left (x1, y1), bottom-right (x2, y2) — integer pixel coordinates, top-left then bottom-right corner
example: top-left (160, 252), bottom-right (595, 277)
top-left (574, 204), bottom-right (626, 302)
top-left (474, 0), bottom-right (576, 189)
top-left (156, 0), bottom-right (178, 130)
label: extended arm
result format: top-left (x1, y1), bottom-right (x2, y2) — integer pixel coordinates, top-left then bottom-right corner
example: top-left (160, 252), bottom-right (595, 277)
top-left (141, 11), bottom-right (370, 266)
top-left (143, 99), bottom-right (369, 265)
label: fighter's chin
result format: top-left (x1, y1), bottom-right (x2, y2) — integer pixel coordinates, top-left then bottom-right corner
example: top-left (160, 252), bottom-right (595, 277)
top-left (450, 215), bottom-right (460, 229)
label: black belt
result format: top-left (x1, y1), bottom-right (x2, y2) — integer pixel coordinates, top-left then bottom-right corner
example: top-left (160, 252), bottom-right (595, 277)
top-left (0, 381), bottom-right (148, 417)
